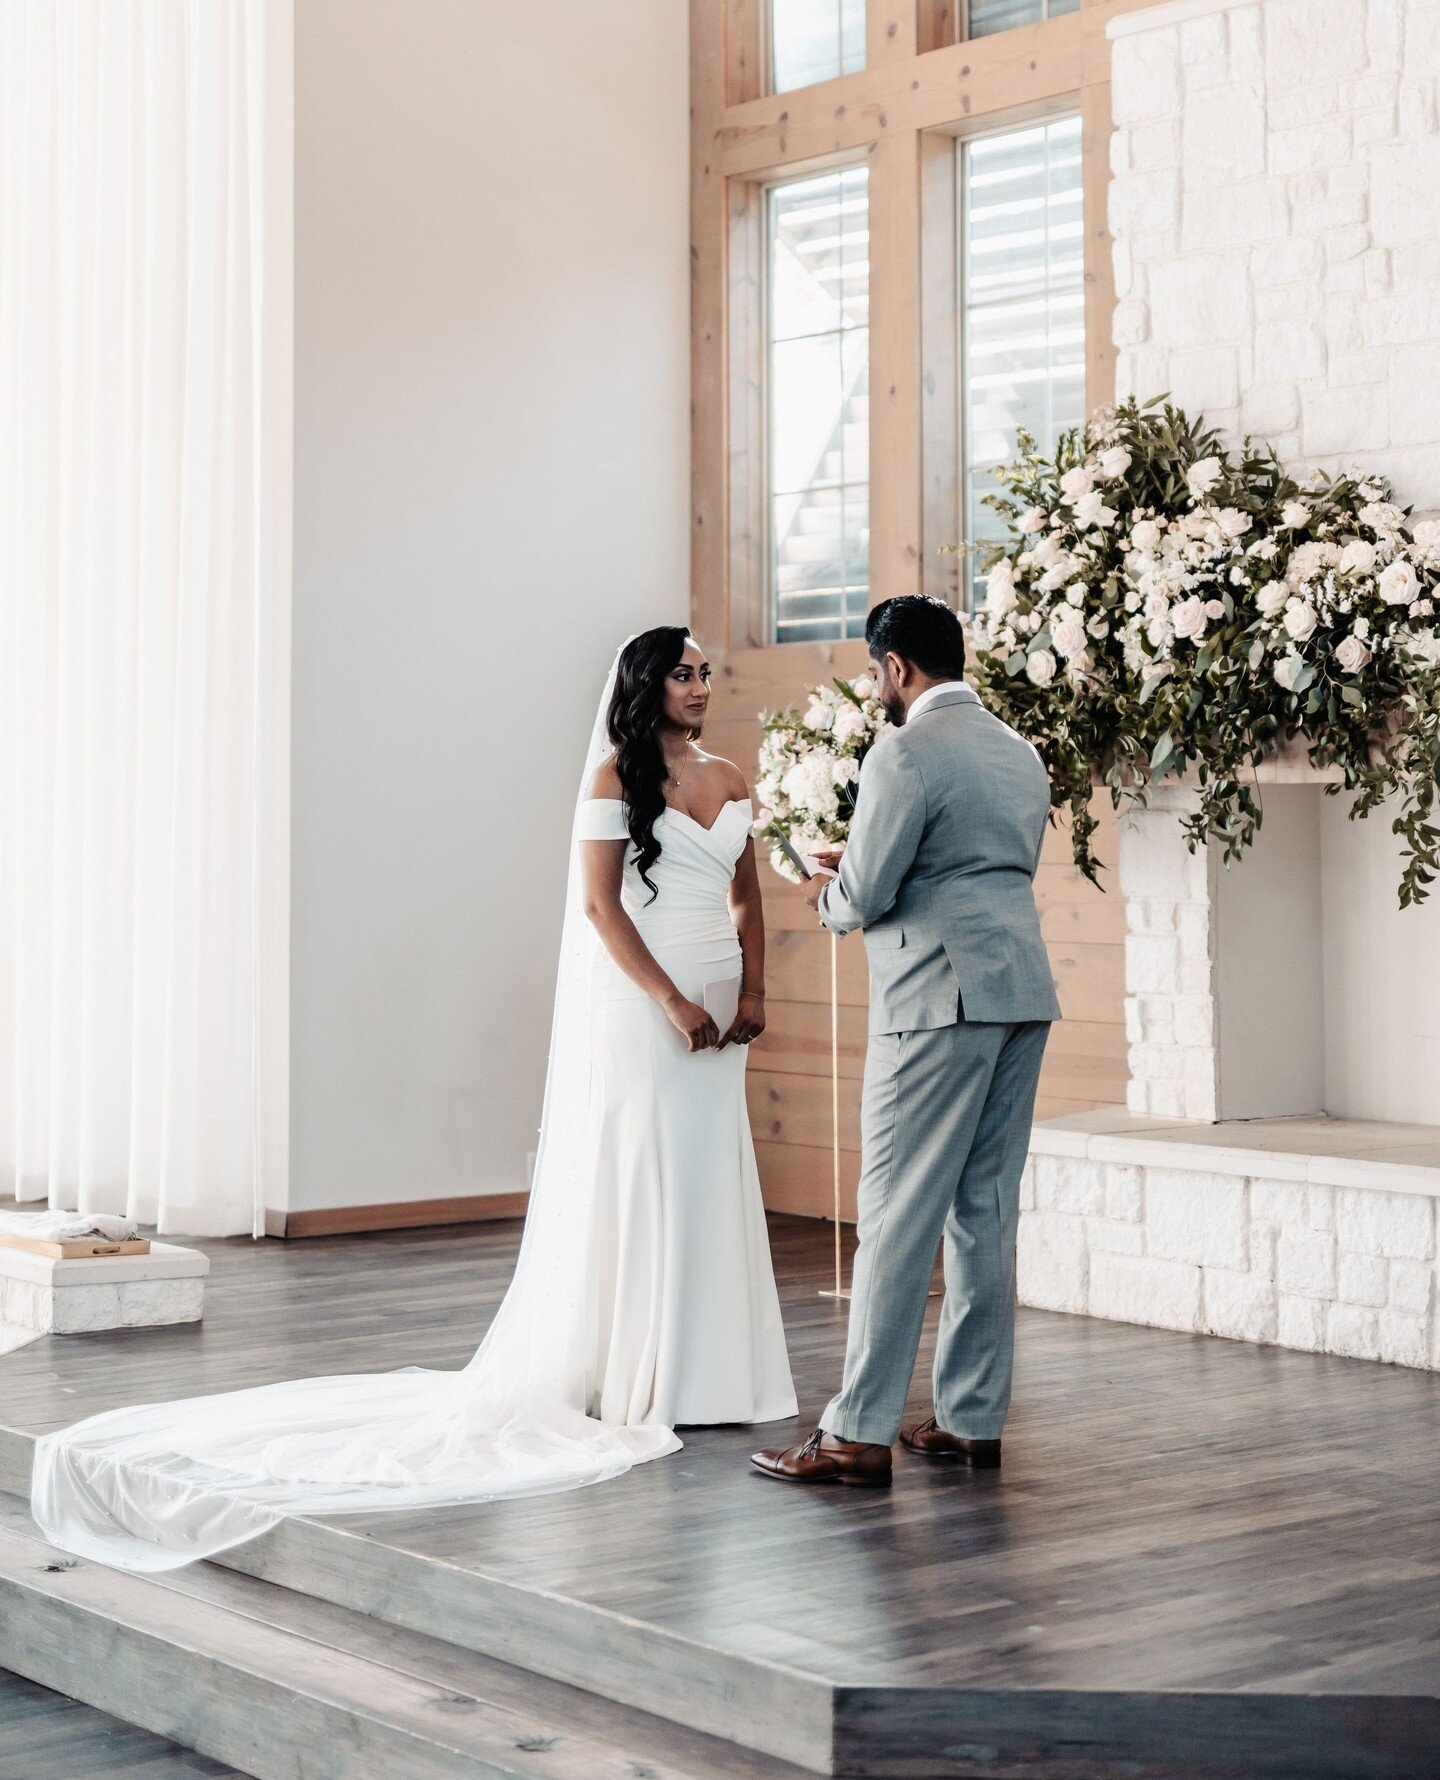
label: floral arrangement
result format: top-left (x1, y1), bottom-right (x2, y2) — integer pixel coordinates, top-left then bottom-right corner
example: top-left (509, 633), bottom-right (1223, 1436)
top-left (967, 395), bottom-right (1440, 905)
top-left (754, 675), bottom-right (891, 883)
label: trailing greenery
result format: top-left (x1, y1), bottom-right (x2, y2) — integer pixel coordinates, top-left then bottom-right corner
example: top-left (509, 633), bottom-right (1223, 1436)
top-left (965, 396), bottom-right (1440, 905)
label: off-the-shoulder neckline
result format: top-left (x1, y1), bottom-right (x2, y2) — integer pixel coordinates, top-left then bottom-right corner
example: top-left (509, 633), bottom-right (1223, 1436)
top-left (581, 796), bottom-right (751, 838)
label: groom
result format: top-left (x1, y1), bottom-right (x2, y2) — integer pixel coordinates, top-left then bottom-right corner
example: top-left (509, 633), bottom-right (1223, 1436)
top-left (752, 595), bottom-right (1060, 1488)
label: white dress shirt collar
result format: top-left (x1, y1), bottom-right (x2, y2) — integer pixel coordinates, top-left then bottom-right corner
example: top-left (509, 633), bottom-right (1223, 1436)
top-left (906, 680), bottom-right (974, 723)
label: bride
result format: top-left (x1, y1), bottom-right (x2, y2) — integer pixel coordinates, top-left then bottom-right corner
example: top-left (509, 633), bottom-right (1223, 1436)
top-left (31, 628), bottom-right (796, 1572)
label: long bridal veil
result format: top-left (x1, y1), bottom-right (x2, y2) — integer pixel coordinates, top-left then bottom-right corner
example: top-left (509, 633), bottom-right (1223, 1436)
top-left (31, 642), bottom-right (681, 1573)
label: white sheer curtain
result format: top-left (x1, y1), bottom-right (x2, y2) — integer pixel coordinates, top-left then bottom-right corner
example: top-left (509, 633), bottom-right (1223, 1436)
top-left (0, 0), bottom-right (292, 1237)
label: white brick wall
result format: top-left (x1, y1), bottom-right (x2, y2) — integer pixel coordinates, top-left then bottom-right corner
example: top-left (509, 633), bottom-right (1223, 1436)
top-left (1018, 1150), bottom-right (1440, 1368)
top-left (1111, 0), bottom-right (1440, 513)
top-left (1118, 787), bottom-right (1221, 1120)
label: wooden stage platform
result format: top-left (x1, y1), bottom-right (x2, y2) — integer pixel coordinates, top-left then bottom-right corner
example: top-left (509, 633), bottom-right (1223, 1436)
top-left (0, 1212), bottom-right (1437, 1778)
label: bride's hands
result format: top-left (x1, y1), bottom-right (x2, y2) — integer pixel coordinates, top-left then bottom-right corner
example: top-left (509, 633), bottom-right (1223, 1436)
top-left (664, 993), bottom-right (722, 1053)
top-left (719, 991), bottom-right (765, 1050)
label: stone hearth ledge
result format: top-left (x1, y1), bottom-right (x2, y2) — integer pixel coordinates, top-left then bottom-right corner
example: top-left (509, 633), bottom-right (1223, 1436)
top-left (1021, 1113), bottom-right (1440, 1369)
top-left (1031, 1110), bottom-right (1440, 1196)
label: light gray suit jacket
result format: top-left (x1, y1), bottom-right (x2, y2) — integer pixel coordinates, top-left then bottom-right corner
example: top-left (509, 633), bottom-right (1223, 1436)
top-left (819, 685), bottom-right (1061, 1032)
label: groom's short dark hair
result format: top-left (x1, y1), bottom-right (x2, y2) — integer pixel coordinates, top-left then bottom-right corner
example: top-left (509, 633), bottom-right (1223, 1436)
top-left (866, 595), bottom-right (966, 680)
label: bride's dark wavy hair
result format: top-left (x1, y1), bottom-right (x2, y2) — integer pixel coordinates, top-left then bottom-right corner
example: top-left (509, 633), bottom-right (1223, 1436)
top-left (606, 626), bottom-right (695, 902)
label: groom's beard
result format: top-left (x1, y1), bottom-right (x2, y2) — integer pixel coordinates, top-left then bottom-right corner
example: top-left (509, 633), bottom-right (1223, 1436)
top-left (882, 693), bottom-right (906, 726)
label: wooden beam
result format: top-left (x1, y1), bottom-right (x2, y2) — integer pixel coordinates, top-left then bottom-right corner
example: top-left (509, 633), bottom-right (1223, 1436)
top-left (718, 15), bottom-right (1084, 177)
top-left (692, 0), bottom-right (730, 648)
top-left (728, 177), bottom-right (767, 647)
top-left (867, 128), bottom-right (924, 604)
top-left (919, 129), bottom-right (960, 603)
top-left (725, 0), bottom-right (764, 105)
top-left (867, 0), bottom-right (919, 66)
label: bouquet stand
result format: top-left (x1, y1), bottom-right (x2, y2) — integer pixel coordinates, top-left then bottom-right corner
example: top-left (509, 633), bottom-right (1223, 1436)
top-left (817, 930), bottom-right (849, 1302)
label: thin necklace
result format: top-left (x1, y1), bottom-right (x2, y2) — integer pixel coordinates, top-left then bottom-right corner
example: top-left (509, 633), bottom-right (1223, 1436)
top-left (665, 746), bottom-right (691, 796)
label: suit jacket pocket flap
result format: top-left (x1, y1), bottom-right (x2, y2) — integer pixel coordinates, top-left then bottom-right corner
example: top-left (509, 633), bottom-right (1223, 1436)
top-left (865, 925), bottom-right (904, 949)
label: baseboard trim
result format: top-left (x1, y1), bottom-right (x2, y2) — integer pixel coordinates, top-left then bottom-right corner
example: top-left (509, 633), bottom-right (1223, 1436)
top-left (267, 1192), bottom-right (530, 1240)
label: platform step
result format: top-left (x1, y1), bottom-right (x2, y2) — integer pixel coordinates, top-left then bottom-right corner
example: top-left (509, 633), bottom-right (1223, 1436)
top-left (0, 1494), bottom-right (809, 1780)
top-left (0, 1424), bottom-right (835, 1772)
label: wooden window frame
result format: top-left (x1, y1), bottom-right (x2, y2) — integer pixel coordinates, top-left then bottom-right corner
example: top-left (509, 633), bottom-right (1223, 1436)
top-left (695, 0), bottom-right (1162, 665)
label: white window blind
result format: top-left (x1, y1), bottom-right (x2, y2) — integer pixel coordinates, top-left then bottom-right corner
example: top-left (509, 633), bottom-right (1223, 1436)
top-left (966, 0), bottom-right (1079, 39)
top-left (959, 116), bottom-right (1084, 606)
top-left (767, 167), bottom-right (870, 643)
top-left (769, 0), bottom-right (865, 94)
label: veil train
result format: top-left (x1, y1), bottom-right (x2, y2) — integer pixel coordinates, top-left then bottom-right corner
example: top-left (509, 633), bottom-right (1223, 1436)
top-left (32, 642), bottom-right (681, 1573)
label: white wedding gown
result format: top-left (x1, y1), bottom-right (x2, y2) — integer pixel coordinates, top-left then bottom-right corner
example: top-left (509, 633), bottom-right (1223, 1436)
top-left (31, 658), bottom-right (796, 1573)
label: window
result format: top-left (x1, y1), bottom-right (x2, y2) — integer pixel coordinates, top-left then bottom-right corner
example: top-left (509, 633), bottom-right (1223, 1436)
top-left (767, 167), bottom-right (870, 644)
top-left (966, 0), bottom-right (1079, 37)
top-left (959, 116), bottom-right (1083, 606)
top-left (768, 0), bottom-right (865, 95)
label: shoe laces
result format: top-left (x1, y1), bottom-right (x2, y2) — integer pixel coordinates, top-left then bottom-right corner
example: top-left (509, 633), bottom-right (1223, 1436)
top-left (797, 1428), bottom-right (826, 1459)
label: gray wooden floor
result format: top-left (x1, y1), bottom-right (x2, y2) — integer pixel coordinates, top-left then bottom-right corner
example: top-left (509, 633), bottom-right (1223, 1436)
top-left (0, 1666), bottom-right (245, 1778)
top-left (3, 1208), bottom-right (1439, 1700)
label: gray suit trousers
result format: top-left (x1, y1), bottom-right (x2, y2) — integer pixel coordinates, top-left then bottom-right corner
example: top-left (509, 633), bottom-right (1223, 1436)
top-left (822, 1018), bottom-right (1050, 1446)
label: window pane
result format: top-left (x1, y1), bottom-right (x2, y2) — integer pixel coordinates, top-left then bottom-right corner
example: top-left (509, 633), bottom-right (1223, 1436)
top-left (770, 0), bottom-right (865, 94)
top-left (967, 0), bottom-right (1079, 39)
top-left (768, 169), bottom-right (869, 643)
top-left (960, 115), bottom-right (1084, 607)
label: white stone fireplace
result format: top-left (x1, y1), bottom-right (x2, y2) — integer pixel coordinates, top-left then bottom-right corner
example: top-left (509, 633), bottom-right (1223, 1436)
top-left (1020, 762), bottom-right (1440, 1370)
top-left (1018, 0), bottom-right (1440, 1369)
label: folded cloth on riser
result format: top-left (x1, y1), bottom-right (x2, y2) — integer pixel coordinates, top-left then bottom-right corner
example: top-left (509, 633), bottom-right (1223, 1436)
top-left (0, 1209), bottom-right (140, 1243)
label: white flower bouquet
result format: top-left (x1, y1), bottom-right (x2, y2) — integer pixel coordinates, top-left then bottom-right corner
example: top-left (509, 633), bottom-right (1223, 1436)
top-left (968, 395), bottom-right (1440, 906)
top-left (754, 676), bottom-right (891, 883)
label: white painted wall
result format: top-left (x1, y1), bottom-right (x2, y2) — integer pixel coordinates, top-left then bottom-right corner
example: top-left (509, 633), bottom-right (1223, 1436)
top-left (288, 1), bottom-right (690, 1211)
top-left (1110, 0), bottom-right (1440, 1128)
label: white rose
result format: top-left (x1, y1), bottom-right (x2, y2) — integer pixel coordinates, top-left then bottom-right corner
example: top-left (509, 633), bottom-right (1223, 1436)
top-left (1051, 614), bottom-right (1088, 659)
top-left (1028, 532), bottom-right (1062, 568)
top-left (1130, 519), bottom-right (1161, 553)
top-left (1204, 598), bottom-right (1226, 619)
top-left (1217, 507), bottom-right (1251, 539)
top-left (1038, 559), bottom-right (1075, 592)
top-left (1086, 613), bottom-right (1110, 638)
top-left (1361, 501), bottom-right (1405, 534)
top-left (1411, 519), bottom-right (1440, 550)
top-left (1378, 557), bottom-right (1419, 605)
top-left (1283, 599), bottom-right (1318, 642)
top-left (1073, 490), bottom-right (1117, 530)
top-left (802, 699), bottom-right (834, 731)
top-left (851, 673), bottom-right (873, 697)
top-left (1018, 507), bottom-right (1047, 534)
top-left (1273, 653), bottom-right (1307, 691)
top-left (986, 560), bottom-right (1019, 614)
top-left (1281, 501), bottom-right (1310, 529)
top-left (1059, 465), bottom-right (1094, 503)
top-left (1186, 456), bottom-right (1223, 498)
top-left (1025, 648), bottom-right (1057, 686)
top-left (1171, 595), bottom-right (1209, 641)
top-left (831, 756), bottom-right (860, 786)
top-left (832, 704), bottom-right (868, 744)
top-left (1256, 582), bottom-right (1290, 617)
top-left (1249, 538), bottom-right (1279, 561)
top-left (1399, 627), bottom-right (1440, 667)
top-left (1339, 539), bottom-right (1377, 576)
top-left (1333, 634), bottom-right (1372, 674)
top-left (1098, 446), bottom-right (1132, 481)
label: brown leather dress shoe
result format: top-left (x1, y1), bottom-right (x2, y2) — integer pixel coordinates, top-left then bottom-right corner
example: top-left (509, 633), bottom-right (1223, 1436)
top-left (750, 1428), bottom-right (892, 1487)
top-left (900, 1416), bottom-right (1001, 1467)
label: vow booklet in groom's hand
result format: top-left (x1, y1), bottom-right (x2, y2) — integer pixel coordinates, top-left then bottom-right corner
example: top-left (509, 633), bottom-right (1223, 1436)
top-left (702, 977), bottom-right (741, 1036)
